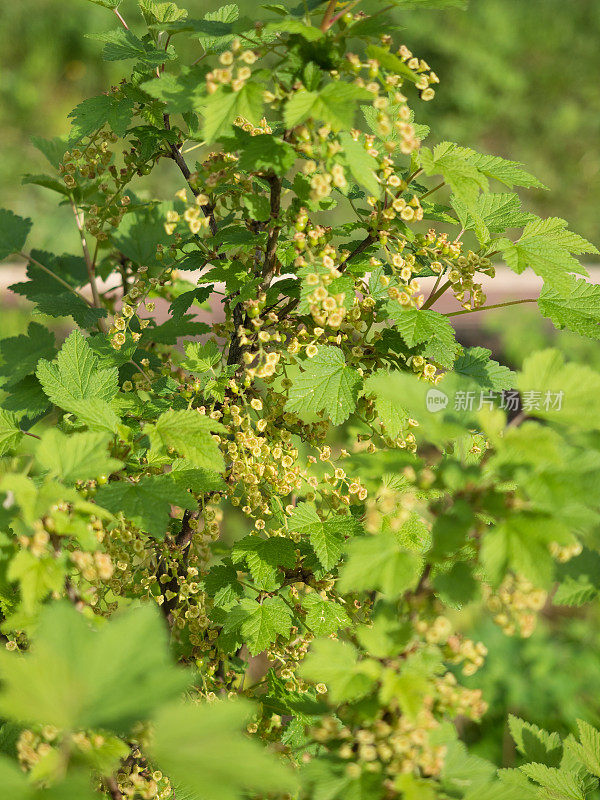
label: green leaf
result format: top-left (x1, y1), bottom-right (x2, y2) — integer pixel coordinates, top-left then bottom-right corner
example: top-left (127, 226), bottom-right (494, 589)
top-left (91, 29), bottom-right (177, 67)
top-left (0, 411), bottom-right (22, 456)
top-left (499, 217), bottom-right (597, 292)
top-left (0, 602), bottom-right (190, 731)
top-left (538, 276), bottom-right (600, 339)
top-left (96, 474), bottom-right (197, 538)
top-left (288, 504), bottom-right (361, 571)
top-left (481, 513), bottom-right (569, 587)
top-left (339, 131), bottom-right (380, 196)
top-left (568, 720), bottom-right (600, 778)
top-left (284, 83), bottom-right (372, 131)
top-left (7, 549), bottom-right (66, 613)
top-left (68, 94), bottom-right (135, 140)
top-left (35, 430), bottom-right (122, 483)
top-left (141, 66), bottom-right (207, 115)
top-left (508, 715), bottom-right (562, 767)
top-left (301, 593), bottom-right (350, 635)
top-left (182, 340), bottom-right (221, 373)
top-left (338, 531), bottom-right (423, 596)
top-left (0, 321), bottom-right (55, 391)
top-left (204, 560), bottom-right (244, 608)
top-left (223, 596), bottom-right (292, 655)
top-left (201, 83), bottom-right (264, 142)
top-left (0, 210), bottom-right (32, 260)
top-left (300, 638), bottom-right (376, 703)
top-left (36, 330), bottom-right (119, 430)
top-left (150, 699), bottom-right (296, 800)
top-left (452, 192), bottom-right (535, 243)
top-left (153, 409), bottom-right (225, 472)
top-left (234, 130), bottom-right (297, 175)
top-left (419, 142), bottom-right (488, 207)
top-left (454, 347), bottom-right (515, 390)
top-left (285, 346), bottom-right (360, 426)
top-left (520, 763), bottom-right (588, 800)
top-left (196, 4), bottom-right (240, 53)
top-left (450, 146), bottom-right (547, 190)
top-left (389, 307), bottom-right (461, 368)
top-left (242, 194), bottom-right (271, 222)
top-left (231, 535), bottom-right (296, 591)
top-left (86, 0), bottom-right (121, 8)
top-left (518, 349), bottom-right (600, 430)
top-left (364, 44), bottom-right (419, 83)
top-left (139, 0), bottom-right (188, 24)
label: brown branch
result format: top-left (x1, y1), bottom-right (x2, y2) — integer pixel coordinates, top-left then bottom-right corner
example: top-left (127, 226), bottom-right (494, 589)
top-left (227, 302), bottom-right (245, 366)
top-left (260, 174), bottom-right (283, 288)
top-left (167, 136), bottom-right (218, 237)
top-left (264, 231), bottom-right (377, 323)
top-left (320, 0), bottom-right (338, 31)
top-left (104, 776), bottom-right (124, 800)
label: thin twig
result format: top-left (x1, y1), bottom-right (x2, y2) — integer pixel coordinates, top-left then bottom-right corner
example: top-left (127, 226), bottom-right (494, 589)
top-left (167, 140), bottom-right (217, 236)
top-left (444, 298), bottom-right (538, 317)
top-left (18, 252), bottom-right (94, 307)
top-left (422, 279), bottom-right (451, 309)
top-left (320, 0), bottom-right (338, 31)
top-left (70, 199), bottom-right (107, 331)
top-left (419, 181), bottom-right (446, 201)
top-left (104, 776), bottom-right (124, 800)
top-left (113, 8), bottom-right (129, 30)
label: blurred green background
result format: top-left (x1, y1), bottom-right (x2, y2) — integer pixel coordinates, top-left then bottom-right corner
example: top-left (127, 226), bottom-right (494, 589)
top-left (2, 0), bottom-right (600, 765)
top-left (1, 0), bottom-right (599, 247)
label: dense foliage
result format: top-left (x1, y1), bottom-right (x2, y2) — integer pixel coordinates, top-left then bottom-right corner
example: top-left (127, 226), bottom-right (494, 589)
top-left (1, 1), bottom-right (600, 799)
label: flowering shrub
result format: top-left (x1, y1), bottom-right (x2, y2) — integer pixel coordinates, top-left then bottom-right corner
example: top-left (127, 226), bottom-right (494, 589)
top-left (1, 1), bottom-right (600, 798)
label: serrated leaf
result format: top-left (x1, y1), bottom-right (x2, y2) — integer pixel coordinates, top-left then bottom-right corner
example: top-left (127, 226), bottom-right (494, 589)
top-left (68, 94), bottom-right (135, 139)
top-left (538, 276), bottom-right (600, 339)
top-left (285, 346), bottom-right (360, 426)
top-left (499, 217), bottom-right (597, 292)
top-left (223, 596), bottom-right (292, 655)
top-left (301, 593), bottom-right (350, 635)
top-left (288, 504), bottom-right (361, 570)
top-left (520, 763), bottom-right (588, 800)
top-left (153, 409), bottom-right (225, 472)
top-left (364, 44), bottom-right (419, 83)
top-left (0, 210), bottom-right (32, 260)
top-left (389, 308), bottom-right (460, 368)
top-left (182, 340), bottom-right (221, 373)
top-left (300, 638), bottom-right (376, 703)
top-left (419, 143), bottom-right (488, 207)
top-left (508, 715), bottom-right (562, 767)
top-left (284, 83), bottom-right (372, 131)
top-left (141, 66), bottom-right (207, 115)
top-left (454, 347), bottom-right (515, 390)
top-left (338, 531), bottom-right (423, 596)
top-left (518, 349), bottom-right (600, 430)
top-left (96, 474), bottom-right (196, 538)
top-left (201, 82), bottom-right (264, 142)
top-left (0, 411), bottom-right (22, 456)
top-left (451, 146), bottom-right (546, 190)
top-left (35, 429), bottom-right (122, 483)
top-left (339, 131), bottom-right (380, 196)
top-left (568, 720), bottom-right (600, 778)
top-left (231, 535), bottom-right (296, 591)
top-left (35, 330), bottom-right (115, 400)
top-left (91, 29), bottom-right (177, 67)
